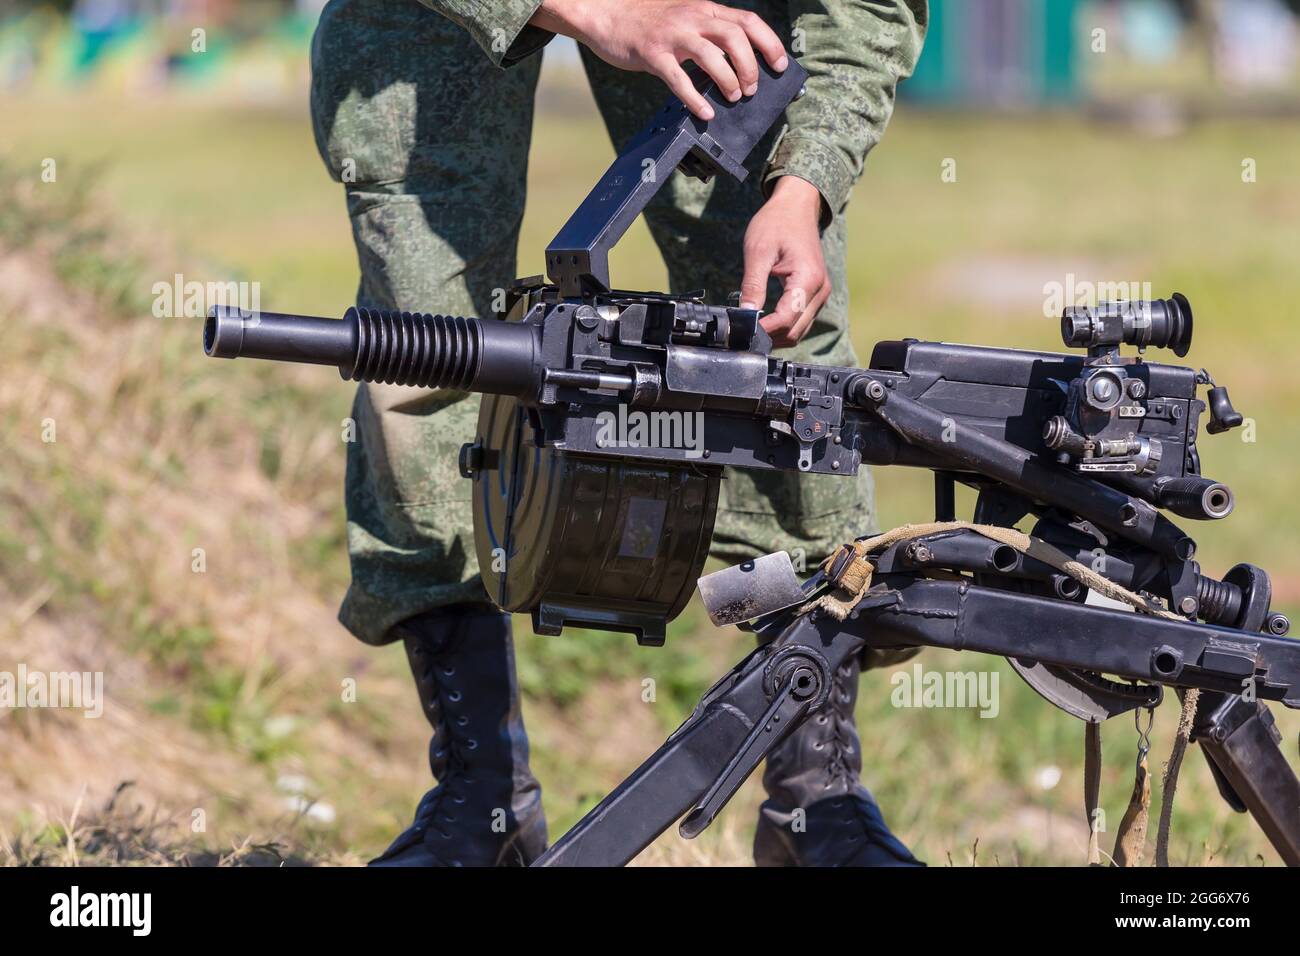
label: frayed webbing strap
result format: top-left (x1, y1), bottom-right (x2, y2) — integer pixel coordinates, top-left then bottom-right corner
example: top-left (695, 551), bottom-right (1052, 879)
top-left (805, 520), bottom-right (1197, 867)
top-left (1156, 689), bottom-right (1201, 867)
top-left (802, 521), bottom-right (1183, 623)
top-left (1085, 721), bottom-right (1104, 866)
top-left (1114, 743), bottom-right (1152, 867)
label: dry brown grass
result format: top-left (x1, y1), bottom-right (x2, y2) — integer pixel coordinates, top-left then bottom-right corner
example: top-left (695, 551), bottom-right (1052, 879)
top-left (3, 105), bottom-right (1297, 867)
top-left (0, 180), bottom-right (419, 861)
top-left (0, 781), bottom-right (352, 867)
top-left (0, 190), bottom-right (752, 864)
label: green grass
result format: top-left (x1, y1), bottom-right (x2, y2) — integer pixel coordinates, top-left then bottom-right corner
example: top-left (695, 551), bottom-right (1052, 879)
top-left (3, 73), bottom-right (1299, 865)
top-left (10, 86), bottom-right (1298, 577)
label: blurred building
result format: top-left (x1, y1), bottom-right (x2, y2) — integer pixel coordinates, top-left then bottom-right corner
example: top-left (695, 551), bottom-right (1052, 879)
top-left (0, 0), bottom-right (317, 94)
top-left (1, 0), bottom-right (1296, 103)
top-left (905, 0), bottom-right (1082, 106)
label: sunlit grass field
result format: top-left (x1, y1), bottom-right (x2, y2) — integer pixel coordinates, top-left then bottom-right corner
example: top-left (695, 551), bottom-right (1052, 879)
top-left (2, 66), bottom-right (1298, 866)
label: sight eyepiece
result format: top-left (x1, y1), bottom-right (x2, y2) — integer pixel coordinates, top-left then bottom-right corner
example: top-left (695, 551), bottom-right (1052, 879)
top-left (1060, 292), bottom-right (1193, 357)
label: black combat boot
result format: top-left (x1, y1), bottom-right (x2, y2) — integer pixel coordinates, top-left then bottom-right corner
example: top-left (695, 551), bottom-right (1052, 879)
top-left (370, 604), bottom-right (547, 866)
top-left (753, 654), bottom-right (923, 867)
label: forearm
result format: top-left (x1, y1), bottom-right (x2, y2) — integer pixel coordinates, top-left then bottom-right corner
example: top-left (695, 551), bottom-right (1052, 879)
top-left (530, 0), bottom-right (597, 39)
top-left (766, 0), bottom-right (928, 225)
top-left (415, 0), bottom-right (554, 67)
top-left (530, 0), bottom-right (788, 119)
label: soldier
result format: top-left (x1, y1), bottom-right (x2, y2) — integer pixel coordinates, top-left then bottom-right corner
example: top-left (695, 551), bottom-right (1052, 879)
top-left (309, 0), bottom-right (927, 866)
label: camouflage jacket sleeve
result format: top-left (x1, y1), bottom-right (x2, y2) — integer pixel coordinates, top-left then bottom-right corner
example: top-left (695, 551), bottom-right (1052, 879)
top-left (765, 0), bottom-right (928, 225)
top-left (415, 0), bottom-right (554, 67)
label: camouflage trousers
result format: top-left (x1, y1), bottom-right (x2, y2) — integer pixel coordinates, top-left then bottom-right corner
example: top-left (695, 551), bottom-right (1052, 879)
top-left (310, 0), bottom-right (875, 645)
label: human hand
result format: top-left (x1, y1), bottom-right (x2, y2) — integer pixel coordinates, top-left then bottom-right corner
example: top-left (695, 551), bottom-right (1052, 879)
top-left (739, 176), bottom-right (829, 349)
top-left (531, 0), bottom-right (788, 120)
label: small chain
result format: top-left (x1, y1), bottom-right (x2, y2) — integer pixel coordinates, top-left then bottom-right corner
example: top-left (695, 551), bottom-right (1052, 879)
top-left (1134, 704), bottom-right (1155, 771)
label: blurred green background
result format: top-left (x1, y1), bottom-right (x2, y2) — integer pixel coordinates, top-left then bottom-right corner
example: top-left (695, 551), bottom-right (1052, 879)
top-left (1, 0), bottom-right (1298, 866)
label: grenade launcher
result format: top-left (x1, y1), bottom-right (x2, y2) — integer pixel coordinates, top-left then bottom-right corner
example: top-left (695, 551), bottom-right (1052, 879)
top-left (203, 60), bottom-right (1300, 866)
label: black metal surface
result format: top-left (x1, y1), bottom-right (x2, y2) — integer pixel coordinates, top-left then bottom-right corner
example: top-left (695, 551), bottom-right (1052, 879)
top-left (205, 305), bottom-right (357, 368)
top-left (200, 60), bottom-right (1300, 865)
top-left (535, 612), bottom-right (858, 866)
top-left (857, 378), bottom-right (1194, 559)
top-left (1193, 692), bottom-right (1300, 866)
top-left (1152, 475), bottom-right (1235, 520)
top-left (1061, 293), bottom-right (1193, 357)
top-left (534, 577), bottom-right (1300, 866)
top-left (852, 577), bottom-right (1300, 708)
top-left (544, 59), bottom-right (807, 296)
top-left (471, 394), bottom-right (719, 648)
top-left (205, 303), bottom-right (539, 394)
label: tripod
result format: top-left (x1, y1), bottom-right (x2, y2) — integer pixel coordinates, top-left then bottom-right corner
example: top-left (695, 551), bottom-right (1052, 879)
top-left (535, 503), bottom-right (1300, 867)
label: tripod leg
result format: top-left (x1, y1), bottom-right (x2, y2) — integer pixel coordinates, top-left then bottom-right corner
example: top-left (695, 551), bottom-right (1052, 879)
top-left (1193, 691), bottom-right (1300, 866)
top-left (534, 613), bottom-right (865, 867)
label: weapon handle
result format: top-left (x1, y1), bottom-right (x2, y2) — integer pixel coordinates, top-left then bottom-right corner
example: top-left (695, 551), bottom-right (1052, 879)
top-left (545, 57), bottom-right (808, 295)
top-left (678, 671), bottom-right (815, 839)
